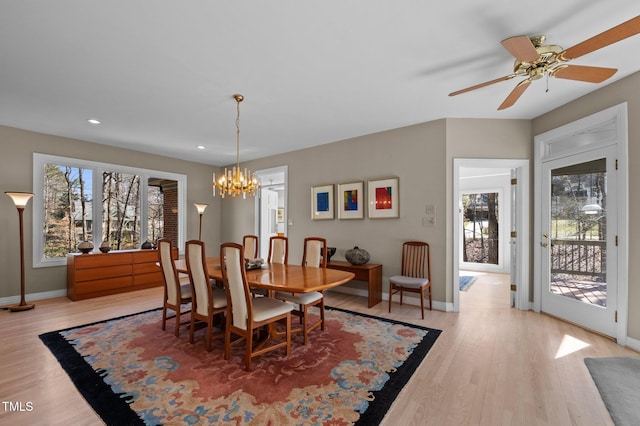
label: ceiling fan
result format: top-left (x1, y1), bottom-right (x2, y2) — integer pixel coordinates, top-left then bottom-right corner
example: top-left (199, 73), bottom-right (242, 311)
top-left (448, 15), bottom-right (640, 110)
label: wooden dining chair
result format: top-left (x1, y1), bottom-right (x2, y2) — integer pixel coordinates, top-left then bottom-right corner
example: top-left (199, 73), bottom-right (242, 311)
top-left (185, 240), bottom-right (227, 351)
top-left (388, 241), bottom-right (432, 319)
top-left (275, 237), bottom-right (326, 345)
top-left (220, 242), bottom-right (293, 371)
top-left (159, 238), bottom-right (192, 337)
top-left (267, 235), bottom-right (288, 264)
top-left (242, 234), bottom-right (259, 259)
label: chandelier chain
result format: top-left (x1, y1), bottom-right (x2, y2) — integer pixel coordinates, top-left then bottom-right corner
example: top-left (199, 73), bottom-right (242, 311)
top-left (213, 94), bottom-right (260, 198)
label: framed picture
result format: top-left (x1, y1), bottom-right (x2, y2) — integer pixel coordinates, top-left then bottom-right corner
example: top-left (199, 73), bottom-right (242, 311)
top-left (368, 177), bottom-right (399, 218)
top-left (311, 184), bottom-right (334, 220)
top-left (277, 208), bottom-right (285, 223)
top-left (337, 181), bottom-right (364, 219)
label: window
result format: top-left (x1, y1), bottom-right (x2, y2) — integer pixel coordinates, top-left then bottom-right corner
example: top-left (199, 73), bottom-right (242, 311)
top-left (33, 154), bottom-right (186, 268)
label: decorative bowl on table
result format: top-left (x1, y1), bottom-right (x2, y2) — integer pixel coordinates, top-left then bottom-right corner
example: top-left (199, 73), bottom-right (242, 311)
top-left (326, 247), bottom-right (337, 262)
top-left (78, 241), bottom-right (94, 254)
top-left (99, 241), bottom-right (112, 253)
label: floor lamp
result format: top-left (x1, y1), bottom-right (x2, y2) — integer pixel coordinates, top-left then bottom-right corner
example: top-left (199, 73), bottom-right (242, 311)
top-left (194, 203), bottom-right (208, 240)
top-left (5, 191), bottom-right (35, 312)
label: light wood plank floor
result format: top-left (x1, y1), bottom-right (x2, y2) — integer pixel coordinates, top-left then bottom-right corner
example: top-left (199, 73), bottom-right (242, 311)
top-left (0, 274), bottom-right (634, 425)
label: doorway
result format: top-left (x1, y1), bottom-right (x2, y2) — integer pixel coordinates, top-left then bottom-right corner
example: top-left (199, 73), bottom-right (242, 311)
top-left (534, 103), bottom-right (628, 341)
top-left (254, 166), bottom-right (288, 259)
top-left (453, 159), bottom-right (530, 312)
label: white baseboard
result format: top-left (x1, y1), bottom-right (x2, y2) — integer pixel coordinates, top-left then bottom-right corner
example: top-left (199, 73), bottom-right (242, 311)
top-left (0, 289), bottom-right (67, 308)
top-left (626, 336), bottom-right (640, 352)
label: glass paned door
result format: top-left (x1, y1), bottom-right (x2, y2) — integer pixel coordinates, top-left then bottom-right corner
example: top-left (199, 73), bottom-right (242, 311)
top-left (540, 146), bottom-right (617, 337)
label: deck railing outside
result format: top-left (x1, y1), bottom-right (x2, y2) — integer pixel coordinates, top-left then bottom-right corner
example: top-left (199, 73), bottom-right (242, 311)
top-left (550, 239), bottom-right (606, 279)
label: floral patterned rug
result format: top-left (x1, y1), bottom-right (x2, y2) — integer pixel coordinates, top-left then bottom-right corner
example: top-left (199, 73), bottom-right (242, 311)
top-left (40, 306), bottom-right (441, 425)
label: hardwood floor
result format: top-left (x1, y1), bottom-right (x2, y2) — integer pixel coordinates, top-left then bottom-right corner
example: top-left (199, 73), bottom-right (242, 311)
top-left (0, 274), bottom-right (634, 425)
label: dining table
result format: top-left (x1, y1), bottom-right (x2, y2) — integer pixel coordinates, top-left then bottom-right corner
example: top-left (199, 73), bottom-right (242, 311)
top-left (174, 257), bottom-right (355, 294)
top-left (174, 257), bottom-right (355, 343)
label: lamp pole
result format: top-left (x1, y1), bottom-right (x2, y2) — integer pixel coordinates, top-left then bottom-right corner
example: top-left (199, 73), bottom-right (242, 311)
top-left (5, 192), bottom-right (35, 312)
top-left (194, 203), bottom-right (208, 240)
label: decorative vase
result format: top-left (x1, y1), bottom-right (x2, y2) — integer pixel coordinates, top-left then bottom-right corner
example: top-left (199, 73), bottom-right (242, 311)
top-left (78, 241), bottom-right (94, 254)
top-left (141, 241), bottom-right (154, 249)
top-left (345, 246), bottom-right (370, 265)
top-left (99, 241), bottom-right (112, 253)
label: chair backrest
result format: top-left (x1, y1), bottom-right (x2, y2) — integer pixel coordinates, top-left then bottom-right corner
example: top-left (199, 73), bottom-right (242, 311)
top-left (158, 238), bottom-right (180, 304)
top-left (267, 235), bottom-right (288, 264)
top-left (401, 241), bottom-right (431, 279)
top-left (242, 235), bottom-right (259, 259)
top-left (185, 240), bottom-right (213, 317)
top-left (220, 242), bottom-right (252, 330)
top-left (302, 237), bottom-right (327, 268)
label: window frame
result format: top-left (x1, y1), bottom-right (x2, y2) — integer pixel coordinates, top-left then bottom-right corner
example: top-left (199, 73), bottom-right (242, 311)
top-left (33, 153), bottom-right (187, 268)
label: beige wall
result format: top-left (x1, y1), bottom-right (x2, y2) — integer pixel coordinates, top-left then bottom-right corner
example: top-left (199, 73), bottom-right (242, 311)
top-left (533, 71), bottom-right (640, 340)
top-left (222, 118), bottom-right (533, 307)
top-left (0, 125), bottom-right (221, 298)
top-left (445, 118), bottom-right (533, 303)
top-left (222, 119), bottom-right (449, 303)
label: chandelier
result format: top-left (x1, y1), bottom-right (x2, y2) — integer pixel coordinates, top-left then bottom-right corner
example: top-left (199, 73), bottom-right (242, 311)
top-left (213, 94), bottom-right (260, 198)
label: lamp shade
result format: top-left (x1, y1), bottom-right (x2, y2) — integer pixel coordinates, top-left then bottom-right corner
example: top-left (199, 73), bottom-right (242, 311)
top-left (5, 192), bottom-right (34, 208)
top-left (194, 203), bottom-right (208, 214)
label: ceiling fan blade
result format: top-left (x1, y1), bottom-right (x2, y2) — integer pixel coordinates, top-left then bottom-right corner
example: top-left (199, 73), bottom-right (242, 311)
top-left (498, 79), bottom-right (531, 110)
top-left (448, 74), bottom-right (517, 97)
top-left (501, 35), bottom-right (540, 62)
top-left (561, 15), bottom-right (640, 60)
top-left (550, 64), bottom-right (617, 83)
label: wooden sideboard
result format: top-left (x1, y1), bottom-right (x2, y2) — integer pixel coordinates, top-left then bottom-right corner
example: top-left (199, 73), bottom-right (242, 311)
top-left (67, 249), bottom-right (174, 301)
top-left (326, 260), bottom-right (382, 308)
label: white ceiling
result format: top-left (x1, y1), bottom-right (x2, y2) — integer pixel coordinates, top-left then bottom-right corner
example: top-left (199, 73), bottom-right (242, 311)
top-left (1, 2), bottom-right (639, 166)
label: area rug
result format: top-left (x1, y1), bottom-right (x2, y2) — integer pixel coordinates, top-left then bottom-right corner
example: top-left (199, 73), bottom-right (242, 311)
top-left (584, 357), bottom-right (640, 426)
top-left (40, 306), bottom-right (441, 425)
top-left (459, 275), bottom-right (476, 291)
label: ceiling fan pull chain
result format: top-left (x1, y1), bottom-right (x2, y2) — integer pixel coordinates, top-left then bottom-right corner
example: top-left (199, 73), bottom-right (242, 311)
top-left (546, 73), bottom-right (550, 93)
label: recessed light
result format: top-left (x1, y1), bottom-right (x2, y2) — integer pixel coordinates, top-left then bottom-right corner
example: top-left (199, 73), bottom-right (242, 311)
top-left (87, 119), bottom-right (101, 125)
top-left (196, 145), bottom-right (206, 150)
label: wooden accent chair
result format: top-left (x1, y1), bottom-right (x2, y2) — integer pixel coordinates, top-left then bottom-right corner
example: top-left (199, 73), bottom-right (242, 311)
top-left (242, 234), bottom-right (259, 259)
top-left (220, 242), bottom-right (293, 371)
top-left (159, 238), bottom-right (192, 337)
top-left (267, 235), bottom-right (288, 265)
top-left (388, 241), bottom-right (432, 319)
top-left (275, 237), bottom-right (327, 345)
top-left (185, 240), bottom-right (227, 351)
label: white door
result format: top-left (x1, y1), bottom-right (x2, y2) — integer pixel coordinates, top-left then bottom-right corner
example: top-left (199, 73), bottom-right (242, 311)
top-left (540, 146), bottom-right (617, 337)
top-left (259, 188), bottom-right (278, 259)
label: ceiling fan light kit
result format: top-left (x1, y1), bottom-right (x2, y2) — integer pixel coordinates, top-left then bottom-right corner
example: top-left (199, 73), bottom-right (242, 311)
top-left (449, 15), bottom-right (640, 110)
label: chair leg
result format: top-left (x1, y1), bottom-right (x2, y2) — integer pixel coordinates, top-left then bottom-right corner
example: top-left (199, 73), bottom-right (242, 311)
top-left (420, 289), bottom-right (425, 320)
top-left (285, 314), bottom-right (291, 356)
top-left (205, 320), bottom-right (212, 352)
top-left (388, 286), bottom-right (393, 313)
top-left (320, 299), bottom-right (325, 331)
top-left (161, 306), bottom-right (167, 331)
top-left (245, 330), bottom-right (253, 371)
top-left (189, 316), bottom-right (195, 344)
top-left (302, 305), bottom-right (309, 346)
top-left (400, 288), bottom-right (404, 306)
top-left (429, 286), bottom-right (433, 310)
top-left (224, 323), bottom-right (232, 360)
top-left (174, 309), bottom-right (181, 337)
